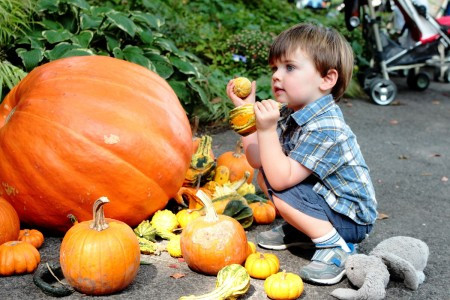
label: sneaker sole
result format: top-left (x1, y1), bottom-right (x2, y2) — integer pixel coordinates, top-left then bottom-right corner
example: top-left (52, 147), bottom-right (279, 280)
top-left (303, 269), bottom-right (346, 285)
top-left (257, 242), bottom-right (314, 250)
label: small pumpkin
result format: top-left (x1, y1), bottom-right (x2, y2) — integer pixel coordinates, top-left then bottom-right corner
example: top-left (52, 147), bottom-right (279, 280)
top-left (233, 77), bottom-right (252, 98)
top-left (216, 140), bottom-right (254, 183)
top-left (18, 229), bottom-right (44, 249)
top-left (60, 197), bottom-right (140, 295)
top-left (180, 190), bottom-right (248, 275)
top-left (264, 271), bottom-right (304, 300)
top-left (247, 241), bottom-right (256, 257)
top-left (166, 235), bottom-right (182, 258)
top-left (245, 252), bottom-right (280, 279)
top-left (249, 201), bottom-right (276, 224)
top-left (176, 209), bottom-right (201, 229)
top-left (0, 197), bottom-right (20, 245)
top-left (0, 241), bottom-right (40, 276)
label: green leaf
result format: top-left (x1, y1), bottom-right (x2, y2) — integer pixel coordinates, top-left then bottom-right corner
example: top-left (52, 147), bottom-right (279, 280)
top-left (106, 12), bottom-right (137, 38)
top-left (123, 46), bottom-right (154, 71)
top-left (168, 80), bottom-right (189, 104)
top-left (66, 0), bottom-right (90, 10)
top-left (131, 12), bottom-right (162, 28)
top-left (42, 29), bottom-right (73, 44)
top-left (187, 77), bottom-right (209, 105)
top-left (80, 13), bottom-right (102, 30)
top-left (170, 56), bottom-right (197, 76)
top-left (40, 19), bottom-right (64, 30)
top-left (37, 0), bottom-right (60, 12)
top-left (106, 35), bottom-right (120, 53)
top-left (155, 38), bottom-right (178, 53)
top-left (17, 49), bottom-right (44, 70)
top-left (139, 29), bottom-right (153, 44)
top-left (112, 47), bottom-right (123, 59)
top-left (223, 200), bottom-right (254, 228)
top-left (146, 54), bottom-right (173, 79)
top-left (91, 6), bottom-right (114, 16)
top-left (44, 43), bottom-right (77, 60)
top-left (71, 31), bottom-right (93, 48)
top-left (244, 193), bottom-right (269, 204)
top-left (60, 48), bottom-right (94, 59)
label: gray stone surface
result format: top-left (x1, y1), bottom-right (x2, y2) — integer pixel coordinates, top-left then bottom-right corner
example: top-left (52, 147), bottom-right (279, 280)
top-left (1, 77), bottom-right (449, 299)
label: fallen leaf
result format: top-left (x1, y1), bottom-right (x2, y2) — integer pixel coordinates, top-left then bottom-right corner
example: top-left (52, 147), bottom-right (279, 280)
top-left (391, 100), bottom-right (404, 106)
top-left (442, 176), bottom-right (448, 182)
top-left (377, 213), bottom-right (389, 220)
top-left (398, 155), bottom-right (408, 160)
top-left (177, 258), bottom-right (185, 263)
top-left (431, 153), bottom-right (441, 157)
top-left (346, 103), bottom-right (353, 107)
top-left (170, 273), bottom-right (185, 279)
top-left (168, 264), bottom-right (179, 269)
top-left (389, 120), bottom-right (399, 125)
top-left (432, 100), bottom-right (440, 105)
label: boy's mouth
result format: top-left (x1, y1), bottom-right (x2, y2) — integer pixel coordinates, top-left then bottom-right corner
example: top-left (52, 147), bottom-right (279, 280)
top-left (274, 87), bottom-right (285, 94)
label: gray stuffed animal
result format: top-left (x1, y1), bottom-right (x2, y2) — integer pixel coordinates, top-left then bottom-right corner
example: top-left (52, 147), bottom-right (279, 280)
top-left (331, 236), bottom-right (429, 300)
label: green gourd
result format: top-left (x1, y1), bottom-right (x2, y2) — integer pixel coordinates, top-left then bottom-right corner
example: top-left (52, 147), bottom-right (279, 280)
top-left (179, 264), bottom-right (250, 300)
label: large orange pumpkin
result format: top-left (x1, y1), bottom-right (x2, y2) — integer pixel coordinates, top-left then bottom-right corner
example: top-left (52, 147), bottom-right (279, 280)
top-left (0, 56), bottom-right (192, 232)
top-left (0, 197), bottom-right (20, 245)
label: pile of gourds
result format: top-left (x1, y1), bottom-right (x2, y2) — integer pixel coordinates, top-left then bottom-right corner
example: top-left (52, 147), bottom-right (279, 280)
top-left (174, 136), bottom-right (278, 229)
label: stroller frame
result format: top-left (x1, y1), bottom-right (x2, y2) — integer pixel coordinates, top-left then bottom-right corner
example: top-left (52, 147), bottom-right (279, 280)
top-left (347, 0), bottom-right (450, 104)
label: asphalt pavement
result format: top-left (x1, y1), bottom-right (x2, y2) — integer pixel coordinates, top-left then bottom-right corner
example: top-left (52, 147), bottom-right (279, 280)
top-left (1, 77), bottom-right (449, 299)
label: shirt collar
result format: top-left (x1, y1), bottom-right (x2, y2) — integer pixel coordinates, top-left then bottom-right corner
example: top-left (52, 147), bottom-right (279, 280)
top-left (291, 94), bottom-right (335, 126)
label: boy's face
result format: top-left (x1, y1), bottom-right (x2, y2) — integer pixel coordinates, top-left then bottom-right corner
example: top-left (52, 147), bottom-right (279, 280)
top-left (270, 48), bottom-right (325, 111)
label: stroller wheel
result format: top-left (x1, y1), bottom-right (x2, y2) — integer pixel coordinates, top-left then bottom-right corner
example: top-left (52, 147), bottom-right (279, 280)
top-left (407, 71), bottom-right (430, 91)
top-left (369, 78), bottom-right (397, 105)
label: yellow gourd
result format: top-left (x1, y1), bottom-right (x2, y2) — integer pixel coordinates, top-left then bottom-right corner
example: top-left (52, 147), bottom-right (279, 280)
top-left (167, 235), bottom-right (182, 258)
top-left (176, 209), bottom-right (201, 229)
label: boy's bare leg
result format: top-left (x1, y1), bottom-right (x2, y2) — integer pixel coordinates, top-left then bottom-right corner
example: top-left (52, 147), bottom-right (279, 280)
top-left (272, 195), bottom-right (333, 239)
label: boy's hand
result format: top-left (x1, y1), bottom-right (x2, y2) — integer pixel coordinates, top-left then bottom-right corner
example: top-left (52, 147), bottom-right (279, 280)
top-left (254, 100), bottom-right (279, 132)
top-left (226, 79), bottom-right (256, 107)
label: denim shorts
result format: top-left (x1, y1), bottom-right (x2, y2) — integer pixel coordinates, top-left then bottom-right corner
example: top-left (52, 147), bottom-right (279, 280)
top-left (263, 174), bottom-right (373, 244)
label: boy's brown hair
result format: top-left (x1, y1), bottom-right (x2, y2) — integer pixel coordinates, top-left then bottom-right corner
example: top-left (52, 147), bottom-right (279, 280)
top-left (269, 23), bottom-right (354, 101)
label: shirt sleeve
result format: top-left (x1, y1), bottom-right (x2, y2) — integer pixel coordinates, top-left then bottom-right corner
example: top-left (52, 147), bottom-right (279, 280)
top-left (289, 130), bottom-right (342, 179)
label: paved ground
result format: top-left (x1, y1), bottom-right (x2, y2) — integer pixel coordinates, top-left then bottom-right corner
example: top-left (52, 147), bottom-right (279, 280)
top-left (1, 77), bottom-right (449, 299)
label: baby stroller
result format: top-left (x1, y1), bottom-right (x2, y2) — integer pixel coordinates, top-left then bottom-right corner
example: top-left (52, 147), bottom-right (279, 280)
top-left (344, 0), bottom-right (450, 105)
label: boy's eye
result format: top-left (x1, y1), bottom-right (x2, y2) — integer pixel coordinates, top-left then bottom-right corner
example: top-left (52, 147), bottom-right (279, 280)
top-left (286, 64), bottom-right (295, 71)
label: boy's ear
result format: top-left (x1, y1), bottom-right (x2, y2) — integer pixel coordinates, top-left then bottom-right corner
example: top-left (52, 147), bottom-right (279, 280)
top-left (320, 69), bottom-right (338, 91)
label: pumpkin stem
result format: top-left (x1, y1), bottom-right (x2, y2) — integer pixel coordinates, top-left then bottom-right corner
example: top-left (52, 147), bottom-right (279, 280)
top-left (281, 270), bottom-right (287, 280)
top-left (67, 214), bottom-right (78, 225)
top-left (233, 139), bottom-right (243, 158)
top-left (89, 197), bottom-right (110, 231)
top-left (195, 190), bottom-right (218, 222)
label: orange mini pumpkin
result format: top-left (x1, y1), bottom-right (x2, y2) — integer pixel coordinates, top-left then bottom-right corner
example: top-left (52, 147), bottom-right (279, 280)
top-left (216, 140), bottom-right (254, 183)
top-left (18, 229), bottom-right (44, 249)
top-left (0, 197), bottom-right (20, 245)
top-left (249, 201), bottom-right (276, 224)
top-left (180, 190), bottom-right (248, 275)
top-left (60, 197), bottom-right (140, 295)
top-left (245, 252), bottom-right (280, 279)
top-left (0, 241), bottom-right (40, 276)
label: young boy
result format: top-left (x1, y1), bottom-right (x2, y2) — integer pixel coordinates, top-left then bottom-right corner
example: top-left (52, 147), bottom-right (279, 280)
top-left (226, 23), bottom-right (377, 285)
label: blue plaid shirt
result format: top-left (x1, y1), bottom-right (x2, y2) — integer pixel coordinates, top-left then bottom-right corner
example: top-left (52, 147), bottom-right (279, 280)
top-left (277, 94), bottom-right (377, 225)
